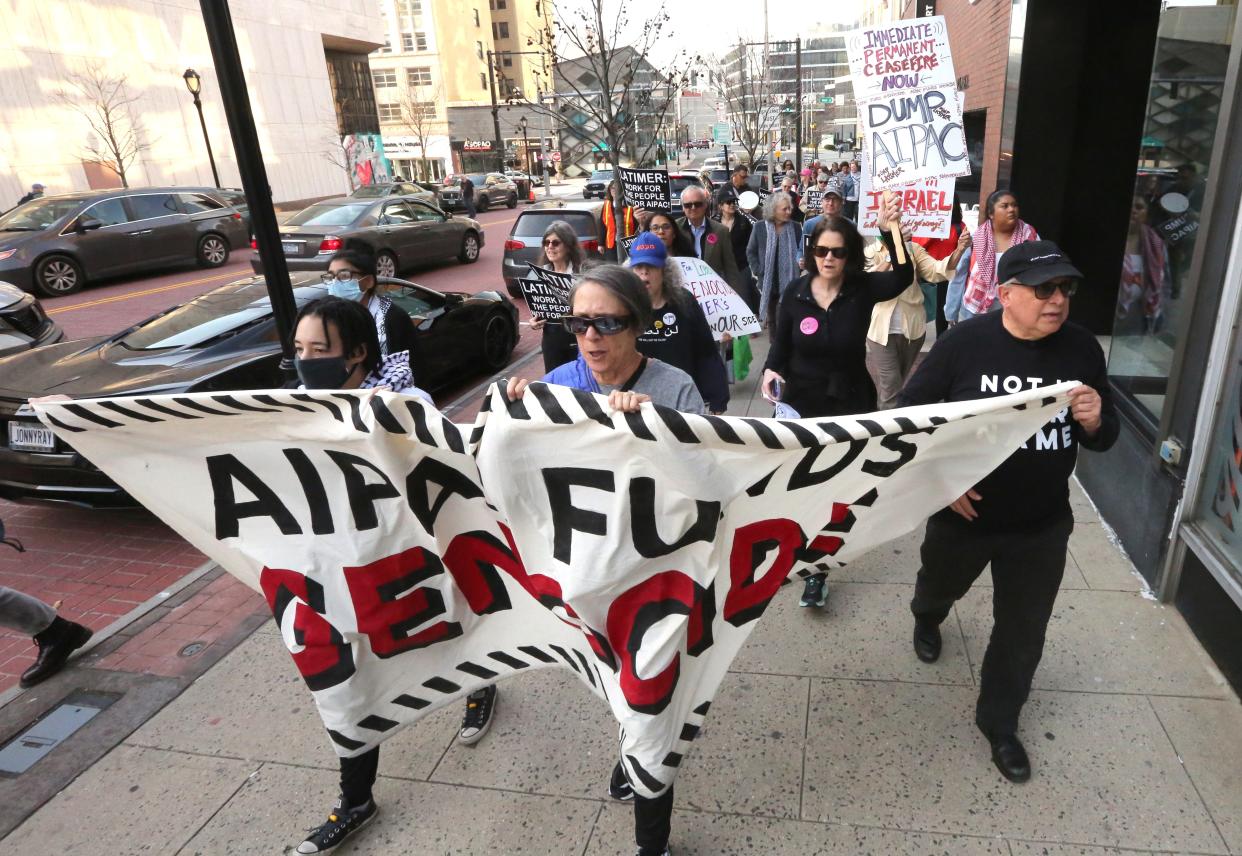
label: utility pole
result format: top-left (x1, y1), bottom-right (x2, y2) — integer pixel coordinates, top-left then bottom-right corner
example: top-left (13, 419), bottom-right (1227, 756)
top-left (794, 37), bottom-right (802, 174)
top-left (487, 51), bottom-right (504, 173)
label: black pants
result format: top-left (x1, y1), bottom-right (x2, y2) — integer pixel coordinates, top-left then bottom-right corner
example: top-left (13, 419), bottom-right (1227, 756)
top-left (541, 324), bottom-right (578, 373)
top-left (613, 761), bottom-right (673, 854)
top-left (934, 280), bottom-right (949, 335)
top-left (910, 513), bottom-right (1073, 735)
top-left (340, 747), bottom-right (380, 807)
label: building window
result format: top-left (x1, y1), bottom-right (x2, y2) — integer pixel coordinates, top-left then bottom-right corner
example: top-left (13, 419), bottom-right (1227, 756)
top-left (415, 32), bottom-right (427, 50)
top-left (474, 8), bottom-right (480, 26)
top-left (502, 56), bottom-right (513, 68)
top-left (480, 72), bottom-right (488, 89)
top-left (372, 69), bottom-right (398, 89)
top-left (407, 67), bottom-right (432, 87)
top-left (380, 38), bottom-right (391, 54)
top-left (492, 21), bottom-right (509, 39)
top-left (401, 33), bottom-right (414, 51)
top-left (409, 101), bottom-right (437, 120)
top-left (397, 0), bottom-right (421, 14)
top-left (497, 0), bottom-right (506, 7)
top-left (325, 49), bottom-right (380, 134)
top-left (377, 103), bottom-right (402, 122)
top-left (476, 41), bottom-right (484, 59)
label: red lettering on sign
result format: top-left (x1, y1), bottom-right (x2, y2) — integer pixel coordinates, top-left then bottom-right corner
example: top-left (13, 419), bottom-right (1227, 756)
top-left (344, 546), bottom-right (462, 658)
top-left (722, 518), bottom-right (805, 627)
top-left (260, 566), bottom-right (356, 690)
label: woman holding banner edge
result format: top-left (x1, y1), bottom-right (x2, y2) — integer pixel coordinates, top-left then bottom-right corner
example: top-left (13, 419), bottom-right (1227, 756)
top-left (528, 220), bottom-right (585, 372)
top-left (760, 195), bottom-right (913, 608)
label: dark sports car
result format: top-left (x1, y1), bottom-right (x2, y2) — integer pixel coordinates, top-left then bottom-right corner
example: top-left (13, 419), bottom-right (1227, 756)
top-left (0, 272), bottom-right (518, 507)
top-left (0, 282), bottom-right (63, 358)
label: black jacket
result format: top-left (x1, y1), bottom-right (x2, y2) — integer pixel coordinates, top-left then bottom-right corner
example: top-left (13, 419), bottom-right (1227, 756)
top-left (637, 293), bottom-right (729, 412)
top-left (374, 298), bottom-right (417, 359)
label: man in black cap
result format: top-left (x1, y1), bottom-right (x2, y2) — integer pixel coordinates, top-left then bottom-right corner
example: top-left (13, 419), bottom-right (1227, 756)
top-left (897, 240), bottom-right (1119, 783)
top-left (16, 183), bottom-right (45, 206)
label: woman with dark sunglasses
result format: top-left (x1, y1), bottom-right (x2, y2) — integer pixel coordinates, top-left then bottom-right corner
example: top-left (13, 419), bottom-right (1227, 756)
top-left (760, 197), bottom-right (913, 608)
top-left (528, 220), bottom-right (586, 371)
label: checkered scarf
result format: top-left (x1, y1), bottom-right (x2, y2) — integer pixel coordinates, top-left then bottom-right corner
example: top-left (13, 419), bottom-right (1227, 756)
top-left (961, 218), bottom-right (1038, 315)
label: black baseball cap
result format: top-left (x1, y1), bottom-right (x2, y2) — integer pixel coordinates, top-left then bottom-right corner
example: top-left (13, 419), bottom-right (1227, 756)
top-left (715, 187), bottom-right (739, 205)
top-left (998, 240), bottom-right (1084, 286)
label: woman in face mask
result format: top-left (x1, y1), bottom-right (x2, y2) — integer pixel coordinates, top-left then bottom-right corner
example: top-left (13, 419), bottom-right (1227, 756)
top-left (320, 248), bottom-right (418, 360)
top-left (286, 297), bottom-right (500, 855)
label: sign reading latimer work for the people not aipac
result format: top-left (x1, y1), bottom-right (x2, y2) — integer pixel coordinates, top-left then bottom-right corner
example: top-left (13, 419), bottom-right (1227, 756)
top-left (618, 166), bottom-right (671, 211)
top-left (35, 382), bottom-right (1074, 801)
top-left (520, 264), bottom-right (573, 320)
top-left (847, 16), bottom-right (969, 189)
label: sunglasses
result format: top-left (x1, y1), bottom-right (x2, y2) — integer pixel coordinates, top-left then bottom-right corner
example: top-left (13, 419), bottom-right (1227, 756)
top-left (811, 245), bottom-right (849, 259)
top-left (321, 270), bottom-right (362, 283)
top-left (681, 200), bottom-right (705, 209)
top-left (543, 238), bottom-right (563, 247)
top-left (1024, 280), bottom-right (1079, 300)
top-left (561, 314), bottom-right (631, 335)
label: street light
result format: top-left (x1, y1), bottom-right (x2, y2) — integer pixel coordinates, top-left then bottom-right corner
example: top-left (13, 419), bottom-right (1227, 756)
top-left (182, 68), bottom-right (221, 188)
top-left (518, 116), bottom-right (530, 177)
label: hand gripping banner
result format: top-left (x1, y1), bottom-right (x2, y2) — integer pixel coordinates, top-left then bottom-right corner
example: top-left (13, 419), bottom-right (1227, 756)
top-left (35, 382), bottom-right (1075, 798)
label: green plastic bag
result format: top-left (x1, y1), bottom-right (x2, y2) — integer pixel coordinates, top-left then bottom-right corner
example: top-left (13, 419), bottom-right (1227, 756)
top-left (733, 334), bottom-right (753, 381)
top-left (919, 282), bottom-right (937, 322)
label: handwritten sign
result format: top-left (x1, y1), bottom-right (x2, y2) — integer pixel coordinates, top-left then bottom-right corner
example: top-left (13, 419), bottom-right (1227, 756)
top-left (673, 257), bottom-right (761, 340)
top-left (858, 170), bottom-right (955, 239)
top-left (847, 16), bottom-right (969, 189)
top-left (618, 166), bottom-right (671, 211)
top-left (521, 264), bottom-right (573, 320)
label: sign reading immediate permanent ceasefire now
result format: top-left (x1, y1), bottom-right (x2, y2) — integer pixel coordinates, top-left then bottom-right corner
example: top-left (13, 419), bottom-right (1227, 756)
top-left (847, 16), bottom-right (969, 189)
top-left (618, 166), bottom-right (671, 211)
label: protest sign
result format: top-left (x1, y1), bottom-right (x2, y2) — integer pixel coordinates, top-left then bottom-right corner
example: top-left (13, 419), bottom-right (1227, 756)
top-left (672, 257), bottom-right (761, 340)
top-left (619, 233), bottom-right (638, 254)
top-left (37, 382), bottom-right (1074, 798)
top-left (847, 16), bottom-right (969, 189)
top-left (618, 166), bottom-right (671, 211)
top-left (520, 264), bottom-right (573, 320)
top-left (858, 169), bottom-right (955, 238)
top-left (804, 188), bottom-right (823, 213)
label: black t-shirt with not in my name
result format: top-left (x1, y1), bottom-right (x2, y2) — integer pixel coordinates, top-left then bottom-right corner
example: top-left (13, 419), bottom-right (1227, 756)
top-left (897, 311), bottom-right (1120, 532)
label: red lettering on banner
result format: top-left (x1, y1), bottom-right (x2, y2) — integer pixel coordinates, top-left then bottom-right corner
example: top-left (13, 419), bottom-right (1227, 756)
top-left (722, 518), bottom-right (805, 627)
top-left (344, 547), bottom-right (463, 658)
top-left (606, 570), bottom-right (714, 715)
top-left (260, 566), bottom-right (356, 691)
top-left (443, 529), bottom-right (520, 615)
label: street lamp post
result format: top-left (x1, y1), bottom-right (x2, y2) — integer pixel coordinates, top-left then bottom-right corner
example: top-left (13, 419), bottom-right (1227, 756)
top-left (518, 116), bottom-right (530, 177)
top-left (182, 69), bottom-right (221, 188)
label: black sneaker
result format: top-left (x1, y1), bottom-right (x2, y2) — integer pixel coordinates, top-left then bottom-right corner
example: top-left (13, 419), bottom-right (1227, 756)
top-left (608, 761), bottom-right (634, 801)
top-left (635, 848), bottom-right (672, 856)
top-left (296, 797), bottom-right (377, 854)
top-left (458, 685), bottom-right (497, 744)
top-left (799, 575), bottom-right (828, 608)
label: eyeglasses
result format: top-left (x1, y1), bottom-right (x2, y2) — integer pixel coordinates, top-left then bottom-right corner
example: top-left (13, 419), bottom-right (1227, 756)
top-left (681, 200), bottom-right (705, 209)
top-left (1024, 280), bottom-right (1079, 300)
top-left (817, 181), bottom-right (828, 186)
top-left (543, 238), bottom-right (563, 248)
top-left (811, 245), bottom-right (849, 259)
top-left (321, 270), bottom-right (362, 283)
top-left (561, 314), bottom-right (631, 335)
top-left (649, 223), bottom-right (674, 233)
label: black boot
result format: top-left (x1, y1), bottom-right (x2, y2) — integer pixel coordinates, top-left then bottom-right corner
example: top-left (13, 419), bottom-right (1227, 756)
top-left (912, 619), bottom-right (942, 663)
top-left (977, 722), bottom-right (1031, 783)
top-left (20, 617), bottom-right (92, 688)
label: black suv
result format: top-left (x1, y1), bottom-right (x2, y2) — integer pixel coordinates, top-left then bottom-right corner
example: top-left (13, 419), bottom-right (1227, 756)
top-left (501, 199), bottom-right (604, 298)
top-left (0, 187), bottom-right (249, 296)
top-left (440, 173), bottom-right (518, 213)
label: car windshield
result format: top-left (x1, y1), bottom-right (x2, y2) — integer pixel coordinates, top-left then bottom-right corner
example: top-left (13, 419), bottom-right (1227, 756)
top-left (447, 175), bottom-right (487, 186)
top-left (286, 203), bottom-right (370, 227)
top-left (589, 171), bottom-right (613, 182)
top-left (350, 186), bottom-right (390, 197)
top-left (669, 177), bottom-right (700, 197)
top-left (118, 282), bottom-right (321, 350)
top-left (513, 211), bottom-right (594, 239)
top-left (0, 198), bottom-right (82, 231)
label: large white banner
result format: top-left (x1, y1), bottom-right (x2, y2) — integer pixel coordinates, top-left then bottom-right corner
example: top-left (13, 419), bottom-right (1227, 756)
top-left (35, 383), bottom-right (1073, 797)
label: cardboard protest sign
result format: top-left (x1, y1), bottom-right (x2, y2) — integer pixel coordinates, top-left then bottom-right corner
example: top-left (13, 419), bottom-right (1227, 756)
top-left (672, 257), bottom-right (761, 340)
top-left (847, 16), bottom-right (969, 189)
top-left (520, 264), bottom-right (573, 320)
top-left (858, 170), bottom-right (955, 238)
top-left (618, 166), bottom-right (671, 211)
top-left (36, 382), bottom-right (1074, 798)
top-left (804, 188), bottom-right (823, 213)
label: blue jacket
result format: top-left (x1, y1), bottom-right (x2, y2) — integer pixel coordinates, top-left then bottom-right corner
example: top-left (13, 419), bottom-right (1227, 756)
top-left (943, 246), bottom-right (972, 323)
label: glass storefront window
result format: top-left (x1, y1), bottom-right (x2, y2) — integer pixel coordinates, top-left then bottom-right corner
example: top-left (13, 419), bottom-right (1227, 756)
top-left (1107, 0), bottom-right (1237, 422)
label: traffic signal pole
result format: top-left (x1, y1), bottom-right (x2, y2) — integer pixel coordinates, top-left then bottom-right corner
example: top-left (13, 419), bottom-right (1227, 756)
top-left (794, 37), bottom-right (802, 174)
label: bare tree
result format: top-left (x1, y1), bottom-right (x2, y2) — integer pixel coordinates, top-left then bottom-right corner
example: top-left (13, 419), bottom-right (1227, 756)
top-left (400, 84), bottom-right (445, 179)
top-left (320, 127), bottom-right (358, 193)
top-left (522, 0), bottom-right (695, 231)
top-left (55, 63), bottom-right (151, 188)
top-left (711, 43), bottom-right (773, 169)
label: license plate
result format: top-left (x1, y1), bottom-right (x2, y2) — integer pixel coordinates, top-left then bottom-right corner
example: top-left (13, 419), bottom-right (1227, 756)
top-left (281, 241), bottom-right (300, 255)
top-left (7, 421), bottom-right (55, 453)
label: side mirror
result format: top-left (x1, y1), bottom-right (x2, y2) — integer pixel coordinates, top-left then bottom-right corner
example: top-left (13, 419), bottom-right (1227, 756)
top-left (77, 218), bottom-right (103, 233)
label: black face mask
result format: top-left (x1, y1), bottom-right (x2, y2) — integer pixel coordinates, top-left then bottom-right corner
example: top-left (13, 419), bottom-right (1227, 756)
top-left (295, 356), bottom-right (353, 389)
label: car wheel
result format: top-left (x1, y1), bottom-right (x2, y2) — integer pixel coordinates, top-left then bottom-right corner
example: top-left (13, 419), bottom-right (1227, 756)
top-left (196, 233), bottom-right (230, 268)
top-left (506, 192), bottom-right (518, 209)
top-left (458, 232), bottom-right (480, 264)
top-left (375, 250), bottom-right (399, 278)
top-left (34, 254), bottom-right (84, 297)
top-left (583, 189), bottom-right (590, 199)
top-left (506, 279), bottom-right (523, 299)
top-left (480, 312), bottom-right (515, 371)
top-left (477, 196), bottom-right (489, 213)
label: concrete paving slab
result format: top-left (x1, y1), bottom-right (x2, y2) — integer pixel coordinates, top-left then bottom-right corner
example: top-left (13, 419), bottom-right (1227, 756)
top-left (586, 803), bottom-right (1011, 855)
top-left (731, 582), bottom-right (975, 686)
top-left (673, 672), bottom-right (808, 819)
top-left (1068, 521), bottom-right (1145, 593)
top-left (1008, 844), bottom-right (1154, 855)
top-left (180, 759), bottom-right (602, 855)
top-left (957, 588), bottom-right (1230, 698)
top-left (1149, 696), bottom-right (1242, 854)
top-left (3, 744), bottom-right (255, 854)
top-left (430, 668), bottom-right (618, 799)
top-left (802, 679), bottom-right (1228, 852)
top-left (132, 630), bottom-right (458, 780)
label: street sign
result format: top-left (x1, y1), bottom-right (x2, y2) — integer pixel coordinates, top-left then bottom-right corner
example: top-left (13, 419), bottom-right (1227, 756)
top-left (819, 96), bottom-right (835, 104)
top-left (758, 106), bottom-right (780, 131)
top-left (551, 151), bottom-right (562, 162)
top-left (712, 123), bottom-right (731, 143)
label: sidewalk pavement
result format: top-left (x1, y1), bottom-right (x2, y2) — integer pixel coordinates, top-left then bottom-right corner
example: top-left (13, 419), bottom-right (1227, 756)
top-left (5, 335), bottom-right (1242, 855)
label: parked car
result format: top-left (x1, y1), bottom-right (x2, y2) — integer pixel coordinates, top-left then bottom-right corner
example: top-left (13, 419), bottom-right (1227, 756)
top-left (669, 171), bottom-right (705, 203)
top-left (0, 187), bottom-right (249, 297)
top-left (0, 282), bottom-right (62, 358)
top-left (439, 173), bottom-right (519, 212)
top-left (501, 199), bottom-right (604, 298)
top-left (583, 169), bottom-right (614, 199)
top-left (350, 181), bottom-right (440, 208)
top-left (249, 195), bottom-right (482, 277)
top-left (0, 273), bottom-right (518, 507)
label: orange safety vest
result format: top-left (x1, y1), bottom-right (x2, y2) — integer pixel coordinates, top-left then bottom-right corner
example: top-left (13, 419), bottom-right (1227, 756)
top-left (603, 204), bottom-right (637, 249)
